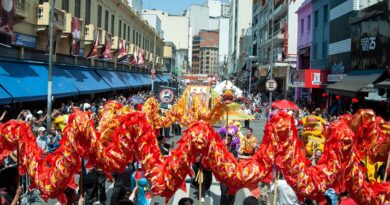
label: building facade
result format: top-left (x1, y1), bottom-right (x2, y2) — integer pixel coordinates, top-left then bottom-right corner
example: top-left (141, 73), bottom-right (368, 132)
top-left (254, 0), bottom-right (303, 96)
top-left (311, 0), bottom-right (330, 71)
top-left (218, 17), bottom-right (230, 71)
top-left (1, 0), bottom-right (164, 68)
top-left (192, 30), bottom-right (219, 74)
top-left (127, 0), bottom-right (143, 14)
top-left (142, 14), bottom-right (163, 36)
top-left (228, 0), bottom-right (253, 75)
top-left (163, 42), bottom-right (176, 73)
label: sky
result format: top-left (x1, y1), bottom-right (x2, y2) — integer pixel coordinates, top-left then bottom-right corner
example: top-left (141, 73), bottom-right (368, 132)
top-left (144, 0), bottom-right (209, 15)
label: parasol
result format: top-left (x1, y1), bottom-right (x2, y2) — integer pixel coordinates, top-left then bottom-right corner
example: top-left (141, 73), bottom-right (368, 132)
top-left (221, 103), bottom-right (255, 121)
top-left (271, 100), bottom-right (300, 110)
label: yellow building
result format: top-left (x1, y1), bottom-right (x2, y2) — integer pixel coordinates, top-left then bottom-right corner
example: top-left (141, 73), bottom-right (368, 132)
top-left (10, 0), bottom-right (164, 70)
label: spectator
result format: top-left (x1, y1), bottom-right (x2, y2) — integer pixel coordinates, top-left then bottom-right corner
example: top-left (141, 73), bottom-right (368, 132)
top-left (110, 164), bottom-right (134, 205)
top-left (0, 165), bottom-right (23, 205)
top-left (243, 196), bottom-right (258, 205)
top-left (269, 174), bottom-right (300, 205)
top-left (244, 106), bottom-right (252, 128)
top-left (48, 126), bottom-right (61, 153)
top-left (157, 136), bottom-right (173, 156)
top-left (178, 197), bottom-right (194, 205)
top-left (36, 127), bottom-right (50, 153)
top-left (64, 187), bottom-right (84, 205)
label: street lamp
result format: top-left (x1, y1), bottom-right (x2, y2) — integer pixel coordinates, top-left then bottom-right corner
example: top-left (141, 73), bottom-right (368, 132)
top-left (47, 0), bottom-right (56, 130)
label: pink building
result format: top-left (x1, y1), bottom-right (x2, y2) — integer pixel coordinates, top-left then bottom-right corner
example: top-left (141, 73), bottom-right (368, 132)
top-left (294, 0), bottom-right (313, 100)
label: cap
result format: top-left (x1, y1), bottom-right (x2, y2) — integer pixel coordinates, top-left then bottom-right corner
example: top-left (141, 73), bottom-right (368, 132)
top-left (38, 127), bottom-right (46, 132)
top-left (37, 110), bottom-right (43, 115)
top-left (83, 103), bottom-right (91, 110)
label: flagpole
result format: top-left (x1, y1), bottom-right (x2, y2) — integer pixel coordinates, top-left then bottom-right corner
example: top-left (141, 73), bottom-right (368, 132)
top-left (47, 0), bottom-right (56, 130)
top-left (152, 32), bottom-right (157, 93)
top-left (269, 0), bottom-right (275, 110)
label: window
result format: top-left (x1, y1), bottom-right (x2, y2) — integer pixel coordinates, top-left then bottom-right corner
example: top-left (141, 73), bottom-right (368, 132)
top-left (62, 0), bottom-right (69, 12)
top-left (119, 20), bottom-right (122, 37)
top-left (127, 26), bottom-right (131, 41)
top-left (133, 30), bottom-right (135, 43)
top-left (307, 15), bottom-right (311, 31)
top-left (322, 40), bottom-right (328, 57)
top-left (74, 0), bottom-right (81, 18)
top-left (111, 15), bottom-right (115, 35)
top-left (314, 10), bottom-right (318, 27)
top-left (301, 19), bottom-right (304, 33)
top-left (97, 5), bottom-right (102, 28)
top-left (104, 10), bottom-right (109, 31)
top-left (135, 32), bottom-right (138, 45)
top-left (323, 5), bottom-right (328, 23)
top-left (123, 23), bottom-right (126, 39)
top-left (85, 0), bottom-right (91, 25)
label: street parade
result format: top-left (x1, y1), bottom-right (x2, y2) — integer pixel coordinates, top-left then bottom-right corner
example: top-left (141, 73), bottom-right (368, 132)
top-left (0, 0), bottom-right (389, 205)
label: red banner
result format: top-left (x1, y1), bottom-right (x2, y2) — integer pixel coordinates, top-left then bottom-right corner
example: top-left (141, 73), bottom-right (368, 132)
top-left (0, 0), bottom-right (15, 40)
top-left (137, 48), bottom-right (144, 65)
top-left (304, 69), bottom-right (328, 88)
top-left (70, 17), bottom-right (81, 56)
top-left (99, 32), bottom-right (112, 59)
top-left (86, 29), bottom-right (99, 59)
top-left (117, 38), bottom-right (128, 63)
top-left (131, 47), bottom-right (138, 65)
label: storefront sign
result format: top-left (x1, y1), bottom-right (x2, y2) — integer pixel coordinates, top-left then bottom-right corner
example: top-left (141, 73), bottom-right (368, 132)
top-left (361, 36), bottom-right (376, 52)
top-left (304, 70), bottom-right (327, 88)
top-left (327, 74), bottom-right (347, 82)
top-left (11, 33), bottom-right (36, 48)
top-left (259, 68), bottom-right (268, 77)
top-left (290, 70), bottom-right (305, 87)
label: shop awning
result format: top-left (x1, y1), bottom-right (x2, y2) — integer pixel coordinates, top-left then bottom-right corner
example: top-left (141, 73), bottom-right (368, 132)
top-left (117, 72), bottom-right (144, 88)
top-left (0, 61), bottom-right (79, 102)
top-left (374, 78), bottom-right (390, 89)
top-left (96, 70), bottom-right (128, 90)
top-left (61, 67), bottom-right (111, 94)
top-left (326, 73), bottom-right (382, 97)
top-left (131, 73), bottom-right (151, 87)
top-left (0, 86), bottom-right (12, 104)
top-left (158, 74), bottom-right (170, 82)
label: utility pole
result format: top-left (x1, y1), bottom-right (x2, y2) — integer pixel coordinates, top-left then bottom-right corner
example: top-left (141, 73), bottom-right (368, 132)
top-left (269, 0), bottom-right (275, 107)
top-left (47, 0), bottom-right (56, 130)
top-left (152, 32), bottom-right (156, 92)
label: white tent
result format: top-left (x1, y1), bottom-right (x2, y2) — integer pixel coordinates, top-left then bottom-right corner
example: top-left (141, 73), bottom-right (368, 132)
top-left (214, 80), bottom-right (243, 97)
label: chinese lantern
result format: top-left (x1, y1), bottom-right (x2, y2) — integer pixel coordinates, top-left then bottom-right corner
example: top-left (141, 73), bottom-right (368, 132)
top-left (335, 95), bottom-right (340, 100)
top-left (352, 98), bottom-right (359, 103)
top-left (322, 93), bottom-right (328, 98)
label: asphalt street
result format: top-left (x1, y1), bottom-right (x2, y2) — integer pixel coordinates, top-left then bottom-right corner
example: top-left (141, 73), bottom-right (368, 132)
top-left (47, 118), bottom-right (267, 205)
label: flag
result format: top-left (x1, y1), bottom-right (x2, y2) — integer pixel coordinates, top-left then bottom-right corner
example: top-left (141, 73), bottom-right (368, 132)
top-left (86, 29), bottom-right (99, 59)
top-left (137, 49), bottom-right (145, 65)
top-left (70, 16), bottom-right (81, 56)
top-left (99, 32), bottom-right (112, 60)
top-left (117, 38), bottom-right (128, 63)
top-left (0, 0), bottom-right (15, 46)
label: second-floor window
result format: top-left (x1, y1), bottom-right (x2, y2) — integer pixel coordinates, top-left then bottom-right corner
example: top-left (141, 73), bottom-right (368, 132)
top-left (74, 0), bottom-right (81, 18)
top-left (111, 15), bottom-right (115, 35)
top-left (127, 26), bottom-right (131, 41)
top-left (85, 0), bottom-right (91, 25)
top-left (97, 5), bottom-right (102, 28)
top-left (307, 15), bottom-right (311, 31)
top-left (123, 23), bottom-right (126, 39)
top-left (133, 30), bottom-right (135, 43)
top-left (62, 0), bottom-right (69, 12)
top-left (104, 10), bottom-right (109, 31)
top-left (119, 20), bottom-right (122, 38)
top-left (301, 19), bottom-right (304, 33)
top-left (323, 5), bottom-right (328, 23)
top-left (314, 10), bottom-right (318, 28)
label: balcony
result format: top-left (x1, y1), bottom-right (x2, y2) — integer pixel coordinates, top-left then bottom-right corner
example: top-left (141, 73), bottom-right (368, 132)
top-left (111, 36), bottom-right (121, 50)
top-left (36, 3), bottom-right (66, 31)
top-left (84, 24), bottom-right (102, 44)
top-left (15, 0), bottom-right (27, 18)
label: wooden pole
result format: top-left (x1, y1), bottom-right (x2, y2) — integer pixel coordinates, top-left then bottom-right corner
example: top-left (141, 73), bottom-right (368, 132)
top-left (384, 151), bottom-right (390, 181)
top-left (273, 170), bottom-right (279, 205)
top-left (79, 158), bottom-right (84, 197)
top-left (196, 167), bottom-right (204, 205)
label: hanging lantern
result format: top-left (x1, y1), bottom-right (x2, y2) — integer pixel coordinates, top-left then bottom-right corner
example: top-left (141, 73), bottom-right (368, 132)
top-left (352, 98), bottom-right (359, 103)
top-left (335, 95), bottom-right (340, 100)
top-left (322, 93), bottom-right (328, 98)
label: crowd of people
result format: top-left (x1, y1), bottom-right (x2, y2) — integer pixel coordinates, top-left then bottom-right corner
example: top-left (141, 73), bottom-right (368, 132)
top-left (0, 88), bottom-right (386, 205)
